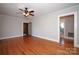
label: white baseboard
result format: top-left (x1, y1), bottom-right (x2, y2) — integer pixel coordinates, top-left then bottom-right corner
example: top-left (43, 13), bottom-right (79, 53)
top-left (32, 35), bottom-right (79, 48)
top-left (76, 45), bottom-right (79, 48)
top-left (0, 35), bottom-right (23, 40)
top-left (32, 35), bottom-right (59, 43)
top-left (74, 43), bottom-right (79, 48)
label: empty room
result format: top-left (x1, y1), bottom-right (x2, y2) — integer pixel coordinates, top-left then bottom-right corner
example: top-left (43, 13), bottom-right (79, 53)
top-left (0, 3), bottom-right (79, 55)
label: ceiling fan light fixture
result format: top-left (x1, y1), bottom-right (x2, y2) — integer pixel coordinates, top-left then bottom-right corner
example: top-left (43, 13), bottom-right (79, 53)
top-left (23, 12), bottom-right (26, 15)
top-left (19, 7), bottom-right (34, 17)
top-left (25, 13), bottom-right (29, 16)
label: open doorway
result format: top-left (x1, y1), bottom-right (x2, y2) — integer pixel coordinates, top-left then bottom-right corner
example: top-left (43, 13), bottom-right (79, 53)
top-left (23, 22), bottom-right (32, 36)
top-left (23, 23), bottom-right (28, 36)
top-left (59, 14), bottom-right (74, 48)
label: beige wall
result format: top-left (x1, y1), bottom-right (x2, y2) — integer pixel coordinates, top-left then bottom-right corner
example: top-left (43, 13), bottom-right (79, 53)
top-left (32, 5), bottom-right (79, 47)
top-left (64, 15), bottom-right (74, 37)
top-left (0, 14), bottom-right (31, 39)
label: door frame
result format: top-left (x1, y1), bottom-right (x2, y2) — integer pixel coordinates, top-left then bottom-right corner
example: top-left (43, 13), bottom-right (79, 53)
top-left (22, 22), bottom-right (32, 36)
top-left (58, 11), bottom-right (77, 47)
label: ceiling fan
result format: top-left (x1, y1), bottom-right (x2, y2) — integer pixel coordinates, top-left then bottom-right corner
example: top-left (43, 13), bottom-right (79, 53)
top-left (19, 7), bottom-right (34, 17)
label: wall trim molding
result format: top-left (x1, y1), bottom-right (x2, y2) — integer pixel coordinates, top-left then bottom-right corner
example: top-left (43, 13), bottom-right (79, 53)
top-left (0, 35), bottom-right (23, 40)
top-left (32, 34), bottom-right (59, 43)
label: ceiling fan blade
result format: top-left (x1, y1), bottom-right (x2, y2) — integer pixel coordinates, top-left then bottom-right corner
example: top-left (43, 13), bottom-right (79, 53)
top-left (29, 13), bottom-right (34, 16)
top-left (19, 8), bottom-right (24, 11)
top-left (29, 10), bottom-right (34, 13)
top-left (24, 15), bottom-right (27, 17)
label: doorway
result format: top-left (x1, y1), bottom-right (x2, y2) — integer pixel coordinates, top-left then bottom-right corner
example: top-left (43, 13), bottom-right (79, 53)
top-left (23, 22), bottom-right (32, 36)
top-left (23, 23), bottom-right (28, 36)
top-left (58, 12), bottom-right (77, 48)
top-left (59, 14), bottom-right (74, 47)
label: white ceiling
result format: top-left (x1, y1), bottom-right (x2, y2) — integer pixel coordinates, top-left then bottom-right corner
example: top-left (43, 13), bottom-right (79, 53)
top-left (0, 3), bottom-right (79, 18)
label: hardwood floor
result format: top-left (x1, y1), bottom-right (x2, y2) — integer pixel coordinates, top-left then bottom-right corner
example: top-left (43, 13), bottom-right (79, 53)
top-left (60, 38), bottom-right (74, 48)
top-left (0, 36), bottom-right (79, 55)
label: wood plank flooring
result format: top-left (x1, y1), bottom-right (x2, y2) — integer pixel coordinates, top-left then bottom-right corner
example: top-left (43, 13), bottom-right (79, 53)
top-left (60, 38), bottom-right (74, 48)
top-left (0, 36), bottom-right (79, 55)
